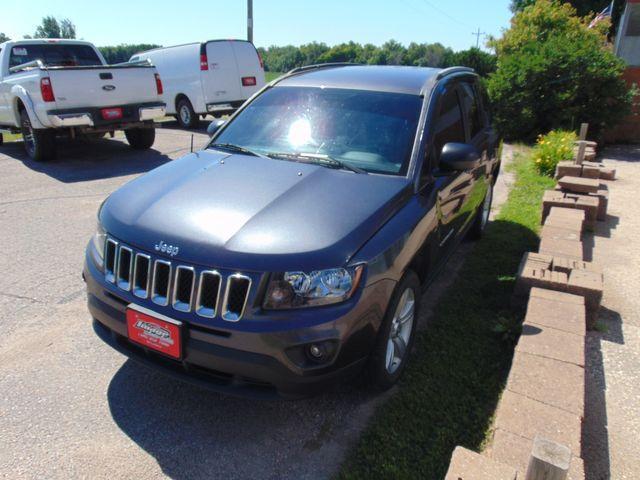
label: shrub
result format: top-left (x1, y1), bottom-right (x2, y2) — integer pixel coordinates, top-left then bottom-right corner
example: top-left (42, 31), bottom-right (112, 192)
top-left (487, 0), bottom-right (632, 141)
top-left (532, 129), bottom-right (576, 176)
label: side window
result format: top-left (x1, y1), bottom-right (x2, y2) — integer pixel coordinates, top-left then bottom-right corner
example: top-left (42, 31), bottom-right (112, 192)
top-left (430, 87), bottom-right (465, 168)
top-left (459, 82), bottom-right (484, 139)
top-left (9, 45), bottom-right (36, 69)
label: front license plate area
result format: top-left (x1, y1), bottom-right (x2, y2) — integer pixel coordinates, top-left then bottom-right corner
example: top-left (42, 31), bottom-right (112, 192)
top-left (126, 304), bottom-right (182, 360)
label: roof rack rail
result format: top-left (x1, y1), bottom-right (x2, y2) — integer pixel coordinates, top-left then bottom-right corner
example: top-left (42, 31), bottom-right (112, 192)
top-left (435, 66), bottom-right (475, 79)
top-left (286, 62), bottom-right (360, 75)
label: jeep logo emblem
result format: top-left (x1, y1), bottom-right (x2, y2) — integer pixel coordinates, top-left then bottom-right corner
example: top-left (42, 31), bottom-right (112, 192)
top-left (155, 240), bottom-right (179, 257)
top-left (102, 85), bottom-right (116, 91)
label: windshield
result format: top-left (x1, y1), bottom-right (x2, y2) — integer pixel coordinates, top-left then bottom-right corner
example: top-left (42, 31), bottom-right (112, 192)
top-left (211, 86), bottom-right (422, 175)
top-left (9, 43), bottom-right (103, 68)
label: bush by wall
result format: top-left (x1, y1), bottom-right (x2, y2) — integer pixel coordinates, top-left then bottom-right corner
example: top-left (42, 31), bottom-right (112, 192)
top-left (487, 0), bottom-right (632, 141)
top-left (532, 130), bottom-right (577, 176)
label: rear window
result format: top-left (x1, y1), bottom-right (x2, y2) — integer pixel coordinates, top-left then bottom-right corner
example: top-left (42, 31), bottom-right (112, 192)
top-left (9, 44), bottom-right (102, 69)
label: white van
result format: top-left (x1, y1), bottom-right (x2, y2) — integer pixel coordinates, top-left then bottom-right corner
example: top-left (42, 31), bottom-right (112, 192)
top-left (131, 40), bottom-right (265, 128)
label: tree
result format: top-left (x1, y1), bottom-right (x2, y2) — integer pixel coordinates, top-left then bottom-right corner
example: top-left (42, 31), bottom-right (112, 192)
top-left (488, 0), bottom-right (632, 140)
top-left (317, 41), bottom-right (363, 63)
top-left (443, 47), bottom-right (497, 77)
top-left (511, 0), bottom-right (625, 34)
top-left (0, 33), bottom-right (9, 43)
top-left (99, 44), bottom-right (162, 64)
top-left (33, 16), bottom-right (76, 38)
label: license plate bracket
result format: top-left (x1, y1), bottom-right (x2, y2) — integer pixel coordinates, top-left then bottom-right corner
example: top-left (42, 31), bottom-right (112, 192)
top-left (126, 304), bottom-right (182, 360)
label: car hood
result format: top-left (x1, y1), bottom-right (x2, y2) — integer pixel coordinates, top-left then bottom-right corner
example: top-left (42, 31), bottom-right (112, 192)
top-left (101, 150), bottom-right (412, 271)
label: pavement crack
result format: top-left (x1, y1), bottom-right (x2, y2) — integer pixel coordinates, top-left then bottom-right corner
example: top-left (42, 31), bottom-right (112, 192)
top-left (0, 291), bottom-right (44, 303)
top-left (0, 192), bottom-right (107, 207)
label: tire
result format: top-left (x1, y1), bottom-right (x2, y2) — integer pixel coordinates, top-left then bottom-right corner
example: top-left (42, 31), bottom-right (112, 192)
top-left (467, 182), bottom-right (494, 240)
top-left (125, 127), bottom-right (156, 150)
top-left (365, 270), bottom-right (421, 391)
top-left (176, 97), bottom-right (197, 129)
top-left (0, 133), bottom-right (3, 146)
top-left (20, 110), bottom-right (56, 162)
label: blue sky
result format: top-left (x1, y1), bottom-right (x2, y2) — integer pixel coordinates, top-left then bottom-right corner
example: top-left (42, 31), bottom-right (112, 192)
top-left (4, 0), bottom-right (512, 51)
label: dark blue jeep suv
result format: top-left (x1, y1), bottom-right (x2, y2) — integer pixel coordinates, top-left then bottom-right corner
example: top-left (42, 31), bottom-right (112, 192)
top-left (84, 64), bottom-right (500, 398)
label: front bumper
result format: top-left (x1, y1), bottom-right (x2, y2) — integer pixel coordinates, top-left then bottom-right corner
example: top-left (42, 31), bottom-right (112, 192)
top-left (47, 102), bottom-right (166, 128)
top-left (84, 249), bottom-right (395, 399)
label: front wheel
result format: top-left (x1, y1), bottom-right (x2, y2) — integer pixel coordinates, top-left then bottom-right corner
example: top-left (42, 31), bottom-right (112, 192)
top-left (20, 110), bottom-right (56, 162)
top-left (125, 127), bottom-right (156, 150)
top-left (467, 183), bottom-right (494, 240)
top-left (176, 98), bottom-right (198, 129)
top-left (365, 271), bottom-right (420, 391)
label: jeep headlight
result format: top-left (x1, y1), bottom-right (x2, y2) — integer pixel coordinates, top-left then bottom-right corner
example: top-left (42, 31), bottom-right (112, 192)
top-left (92, 222), bottom-right (107, 260)
top-left (263, 266), bottom-right (364, 309)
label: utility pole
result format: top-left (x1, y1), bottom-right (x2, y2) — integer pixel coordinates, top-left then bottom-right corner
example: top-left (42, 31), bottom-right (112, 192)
top-left (247, 0), bottom-right (253, 43)
top-left (472, 27), bottom-right (486, 48)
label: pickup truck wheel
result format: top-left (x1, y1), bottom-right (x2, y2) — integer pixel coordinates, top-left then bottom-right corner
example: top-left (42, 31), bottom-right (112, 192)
top-left (20, 110), bottom-right (56, 162)
top-left (365, 271), bottom-right (420, 391)
top-left (467, 183), bottom-right (494, 240)
top-left (125, 128), bottom-right (156, 150)
top-left (176, 98), bottom-right (197, 129)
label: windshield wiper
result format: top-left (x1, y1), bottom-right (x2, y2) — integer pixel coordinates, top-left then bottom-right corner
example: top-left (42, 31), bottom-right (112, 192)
top-left (267, 152), bottom-right (367, 174)
top-left (209, 143), bottom-right (269, 159)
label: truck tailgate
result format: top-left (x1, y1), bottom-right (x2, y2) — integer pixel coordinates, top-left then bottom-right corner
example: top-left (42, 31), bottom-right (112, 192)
top-left (47, 66), bottom-right (159, 109)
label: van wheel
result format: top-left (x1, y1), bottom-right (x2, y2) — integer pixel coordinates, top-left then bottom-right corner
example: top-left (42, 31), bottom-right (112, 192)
top-left (467, 183), bottom-right (494, 240)
top-left (20, 110), bottom-right (56, 162)
top-left (125, 127), bottom-right (156, 150)
top-left (365, 271), bottom-right (420, 391)
top-left (176, 98), bottom-right (197, 129)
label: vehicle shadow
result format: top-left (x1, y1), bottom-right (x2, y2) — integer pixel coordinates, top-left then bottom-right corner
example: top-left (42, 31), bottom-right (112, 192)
top-left (107, 360), bottom-right (376, 480)
top-left (106, 219), bottom-right (542, 480)
top-left (0, 137), bottom-right (173, 183)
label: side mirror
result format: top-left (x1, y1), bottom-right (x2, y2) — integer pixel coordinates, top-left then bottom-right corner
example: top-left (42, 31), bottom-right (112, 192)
top-left (207, 119), bottom-right (225, 137)
top-left (439, 142), bottom-right (480, 171)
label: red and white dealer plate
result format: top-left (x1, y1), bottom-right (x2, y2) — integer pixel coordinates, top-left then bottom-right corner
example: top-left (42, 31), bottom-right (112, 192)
top-left (126, 304), bottom-right (182, 360)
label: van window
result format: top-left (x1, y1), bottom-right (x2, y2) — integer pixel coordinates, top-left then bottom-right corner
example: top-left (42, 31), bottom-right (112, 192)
top-left (430, 87), bottom-right (465, 167)
top-left (9, 44), bottom-right (102, 69)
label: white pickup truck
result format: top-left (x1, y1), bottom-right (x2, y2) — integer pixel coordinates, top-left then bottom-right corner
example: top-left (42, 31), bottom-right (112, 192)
top-left (0, 39), bottom-right (166, 161)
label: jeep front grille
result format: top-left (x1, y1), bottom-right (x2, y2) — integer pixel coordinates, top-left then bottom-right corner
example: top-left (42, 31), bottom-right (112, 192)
top-left (104, 239), bottom-right (252, 321)
top-left (222, 274), bottom-right (251, 322)
top-left (195, 271), bottom-right (221, 318)
top-left (151, 260), bottom-right (171, 306)
top-left (172, 266), bottom-right (195, 312)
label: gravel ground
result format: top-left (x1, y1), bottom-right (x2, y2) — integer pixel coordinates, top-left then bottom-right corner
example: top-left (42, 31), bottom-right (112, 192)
top-left (0, 127), bottom-right (512, 479)
top-left (582, 145), bottom-right (640, 480)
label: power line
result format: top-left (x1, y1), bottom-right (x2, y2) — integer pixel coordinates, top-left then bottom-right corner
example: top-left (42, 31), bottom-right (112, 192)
top-left (420, 0), bottom-right (471, 28)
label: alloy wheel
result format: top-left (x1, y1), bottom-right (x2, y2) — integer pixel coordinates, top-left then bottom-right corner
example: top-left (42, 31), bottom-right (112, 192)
top-left (21, 116), bottom-right (36, 157)
top-left (385, 288), bottom-right (415, 374)
top-left (179, 105), bottom-right (191, 125)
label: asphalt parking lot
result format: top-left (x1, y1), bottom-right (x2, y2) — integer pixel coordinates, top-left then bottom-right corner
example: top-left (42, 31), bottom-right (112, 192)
top-left (0, 124), bottom-right (387, 480)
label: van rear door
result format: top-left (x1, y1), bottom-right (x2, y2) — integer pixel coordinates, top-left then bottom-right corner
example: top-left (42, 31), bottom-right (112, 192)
top-left (230, 41), bottom-right (265, 100)
top-left (201, 41), bottom-right (242, 108)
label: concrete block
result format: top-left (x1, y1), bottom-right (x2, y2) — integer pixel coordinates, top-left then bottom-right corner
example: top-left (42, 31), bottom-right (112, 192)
top-left (581, 165), bottom-right (601, 179)
top-left (539, 237), bottom-right (584, 260)
top-left (551, 256), bottom-right (602, 276)
top-left (507, 351), bottom-right (585, 415)
top-left (544, 207), bottom-right (585, 233)
top-left (555, 161), bottom-right (582, 179)
top-left (445, 446), bottom-right (518, 480)
top-left (517, 322), bottom-right (585, 367)
top-left (525, 294), bottom-right (586, 336)
top-left (557, 176), bottom-right (600, 194)
top-left (530, 287), bottom-right (584, 305)
top-left (541, 225), bottom-right (581, 243)
top-left (588, 187), bottom-right (608, 221)
top-left (599, 167), bottom-right (616, 180)
top-left (567, 270), bottom-right (604, 329)
top-left (494, 390), bottom-right (583, 454)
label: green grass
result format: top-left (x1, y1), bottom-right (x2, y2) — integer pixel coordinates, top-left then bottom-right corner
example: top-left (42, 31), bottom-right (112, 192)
top-left (1, 132), bottom-right (22, 142)
top-left (338, 148), bottom-right (556, 480)
top-left (265, 71), bottom-right (284, 82)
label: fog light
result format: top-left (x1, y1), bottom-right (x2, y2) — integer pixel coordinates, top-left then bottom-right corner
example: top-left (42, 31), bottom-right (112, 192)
top-left (308, 344), bottom-right (323, 359)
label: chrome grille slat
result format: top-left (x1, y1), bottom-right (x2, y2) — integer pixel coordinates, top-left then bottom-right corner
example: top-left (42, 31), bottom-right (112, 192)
top-left (195, 270), bottom-right (222, 318)
top-left (116, 246), bottom-right (133, 291)
top-left (104, 238), bottom-right (252, 321)
top-left (104, 239), bottom-right (118, 283)
top-left (132, 253), bottom-right (151, 298)
top-left (221, 274), bottom-right (252, 322)
top-left (172, 266), bottom-right (195, 312)
top-left (151, 260), bottom-right (172, 306)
